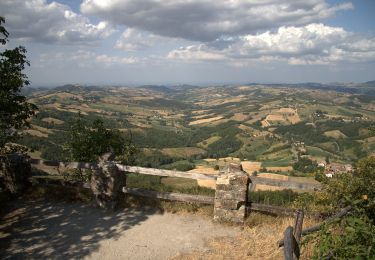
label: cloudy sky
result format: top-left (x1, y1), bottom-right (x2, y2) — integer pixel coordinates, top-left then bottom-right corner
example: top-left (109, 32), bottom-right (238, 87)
top-left (1, 0), bottom-right (374, 86)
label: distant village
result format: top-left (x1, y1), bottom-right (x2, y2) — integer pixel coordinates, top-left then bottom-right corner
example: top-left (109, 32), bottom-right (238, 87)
top-left (318, 161), bottom-right (354, 178)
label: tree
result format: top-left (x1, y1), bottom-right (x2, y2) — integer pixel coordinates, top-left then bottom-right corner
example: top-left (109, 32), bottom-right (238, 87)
top-left (325, 155), bottom-right (330, 164)
top-left (0, 17), bottom-right (37, 151)
top-left (65, 113), bottom-right (136, 164)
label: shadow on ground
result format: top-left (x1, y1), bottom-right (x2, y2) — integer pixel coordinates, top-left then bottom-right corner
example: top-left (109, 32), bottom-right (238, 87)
top-left (0, 198), bottom-right (162, 259)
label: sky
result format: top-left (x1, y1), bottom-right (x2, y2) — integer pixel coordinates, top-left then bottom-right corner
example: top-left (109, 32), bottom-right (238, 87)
top-left (1, 0), bottom-right (374, 87)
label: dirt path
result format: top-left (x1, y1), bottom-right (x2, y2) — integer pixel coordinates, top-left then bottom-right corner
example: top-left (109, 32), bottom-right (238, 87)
top-left (0, 199), bottom-right (239, 259)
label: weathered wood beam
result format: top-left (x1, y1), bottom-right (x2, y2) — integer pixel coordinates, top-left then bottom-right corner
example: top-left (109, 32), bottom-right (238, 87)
top-left (283, 226), bottom-right (300, 260)
top-left (246, 203), bottom-right (296, 216)
top-left (122, 187), bottom-right (215, 205)
top-left (293, 210), bottom-right (304, 243)
top-left (251, 176), bottom-right (321, 191)
top-left (117, 164), bottom-right (217, 180)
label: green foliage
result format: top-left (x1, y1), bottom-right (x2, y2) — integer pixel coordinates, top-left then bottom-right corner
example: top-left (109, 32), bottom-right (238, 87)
top-left (293, 157), bottom-right (319, 173)
top-left (162, 162), bottom-right (195, 171)
top-left (311, 213), bottom-right (375, 259)
top-left (306, 157), bottom-right (375, 259)
top-left (0, 17), bottom-right (37, 150)
top-left (65, 113), bottom-right (136, 164)
top-left (248, 189), bottom-right (300, 206)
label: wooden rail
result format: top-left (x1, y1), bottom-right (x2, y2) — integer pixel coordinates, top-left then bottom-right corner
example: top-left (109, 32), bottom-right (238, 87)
top-left (246, 203), bottom-right (296, 216)
top-left (29, 159), bottom-right (216, 181)
top-left (116, 164), bottom-right (217, 181)
top-left (122, 187), bottom-right (298, 216)
top-left (251, 176), bottom-right (321, 191)
top-left (30, 159), bottom-right (321, 191)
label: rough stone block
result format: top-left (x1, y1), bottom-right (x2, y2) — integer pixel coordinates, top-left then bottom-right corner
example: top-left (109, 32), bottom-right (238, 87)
top-left (90, 161), bottom-right (125, 210)
top-left (0, 154), bottom-right (31, 194)
top-left (215, 189), bottom-right (247, 200)
top-left (213, 205), bottom-right (246, 224)
top-left (213, 166), bottom-right (249, 224)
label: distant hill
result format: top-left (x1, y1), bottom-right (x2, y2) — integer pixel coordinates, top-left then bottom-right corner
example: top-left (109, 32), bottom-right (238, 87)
top-left (139, 85), bottom-right (174, 93)
top-left (362, 80), bottom-right (375, 88)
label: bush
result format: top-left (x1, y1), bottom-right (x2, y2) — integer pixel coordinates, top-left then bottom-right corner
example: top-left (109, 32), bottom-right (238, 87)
top-left (304, 157), bottom-right (375, 259)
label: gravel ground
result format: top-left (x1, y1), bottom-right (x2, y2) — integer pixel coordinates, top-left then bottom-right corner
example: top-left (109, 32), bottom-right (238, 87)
top-left (0, 199), bottom-right (239, 259)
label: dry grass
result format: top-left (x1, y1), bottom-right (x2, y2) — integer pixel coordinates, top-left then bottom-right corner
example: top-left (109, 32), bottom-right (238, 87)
top-left (41, 117), bottom-right (64, 125)
top-left (189, 166), bottom-right (218, 175)
top-left (24, 129), bottom-right (48, 138)
top-left (192, 110), bottom-right (212, 115)
top-left (287, 114), bottom-right (301, 124)
top-left (241, 161), bottom-right (262, 174)
top-left (277, 108), bottom-right (296, 114)
top-left (230, 113), bottom-right (249, 122)
top-left (266, 166), bottom-right (293, 172)
top-left (238, 124), bottom-right (253, 132)
top-left (257, 173), bottom-right (289, 181)
top-left (189, 116), bottom-right (224, 125)
top-left (266, 114), bottom-right (285, 121)
top-left (197, 136), bottom-right (221, 148)
top-left (323, 130), bottom-right (347, 139)
top-left (161, 147), bottom-right (206, 158)
top-left (191, 113), bottom-right (217, 120)
top-left (254, 184), bottom-right (285, 191)
top-left (173, 213), bottom-right (318, 260)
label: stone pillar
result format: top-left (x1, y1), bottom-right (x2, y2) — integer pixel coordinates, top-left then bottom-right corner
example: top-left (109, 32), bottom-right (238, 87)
top-left (90, 155), bottom-right (126, 210)
top-left (0, 153), bottom-right (31, 194)
top-left (213, 163), bottom-right (249, 224)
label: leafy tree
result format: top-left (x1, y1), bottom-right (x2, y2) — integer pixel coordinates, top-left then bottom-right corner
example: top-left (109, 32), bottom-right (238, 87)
top-left (293, 157), bottom-right (318, 173)
top-left (0, 17), bottom-right (37, 151)
top-left (65, 113), bottom-right (136, 164)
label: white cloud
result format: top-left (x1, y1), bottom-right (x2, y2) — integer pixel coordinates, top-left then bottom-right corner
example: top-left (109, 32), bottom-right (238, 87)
top-left (81, 0), bottom-right (352, 42)
top-left (95, 54), bottom-right (140, 66)
top-left (114, 28), bottom-right (167, 51)
top-left (167, 24), bottom-right (375, 65)
top-left (0, 0), bottom-right (114, 44)
top-left (38, 50), bottom-right (140, 68)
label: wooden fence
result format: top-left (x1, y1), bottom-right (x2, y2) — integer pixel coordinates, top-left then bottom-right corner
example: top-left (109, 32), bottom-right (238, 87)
top-left (279, 206), bottom-right (353, 259)
top-left (30, 158), bottom-right (320, 191)
top-left (28, 158), bottom-right (321, 218)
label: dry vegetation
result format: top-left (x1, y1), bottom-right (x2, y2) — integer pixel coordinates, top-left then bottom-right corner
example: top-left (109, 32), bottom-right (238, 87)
top-left (189, 116), bottom-right (224, 126)
top-left (173, 213), bottom-right (318, 260)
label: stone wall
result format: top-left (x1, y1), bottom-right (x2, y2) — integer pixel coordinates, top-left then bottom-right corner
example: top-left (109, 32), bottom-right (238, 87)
top-left (0, 153), bottom-right (31, 194)
top-left (213, 164), bottom-right (250, 224)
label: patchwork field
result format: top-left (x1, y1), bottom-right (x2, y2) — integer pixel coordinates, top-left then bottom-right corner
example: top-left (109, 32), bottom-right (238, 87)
top-left (18, 83), bottom-right (375, 176)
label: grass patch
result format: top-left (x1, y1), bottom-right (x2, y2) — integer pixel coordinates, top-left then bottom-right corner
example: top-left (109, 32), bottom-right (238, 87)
top-left (249, 189), bottom-right (300, 206)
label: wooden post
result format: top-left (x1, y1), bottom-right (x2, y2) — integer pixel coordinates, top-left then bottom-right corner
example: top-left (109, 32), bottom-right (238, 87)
top-left (283, 226), bottom-right (299, 260)
top-left (293, 210), bottom-right (304, 243)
